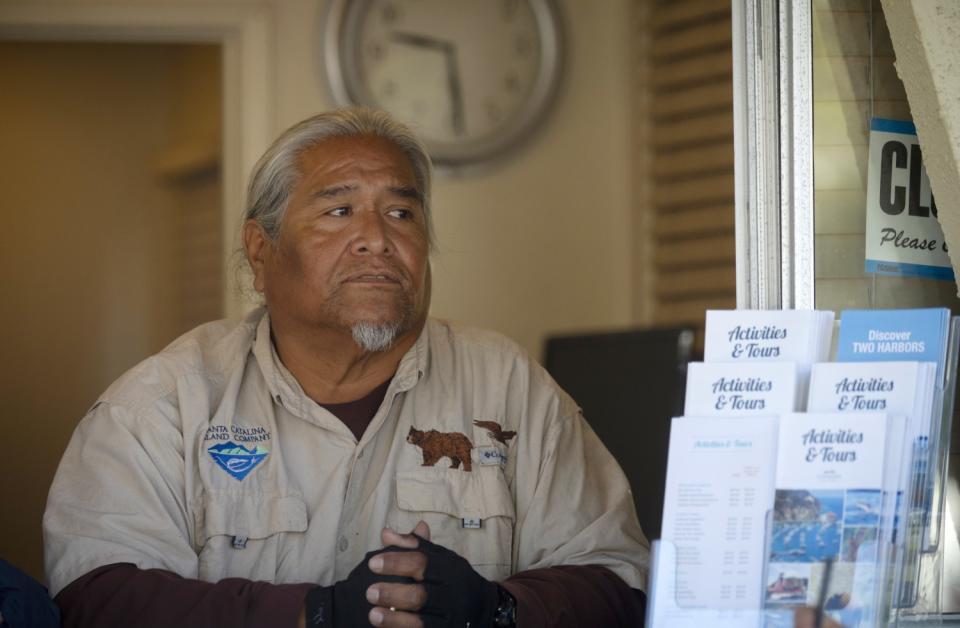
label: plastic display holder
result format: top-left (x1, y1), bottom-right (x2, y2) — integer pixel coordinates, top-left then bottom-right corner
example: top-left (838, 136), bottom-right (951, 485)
top-left (646, 539), bottom-right (765, 628)
top-left (648, 475), bottom-right (949, 627)
top-left (649, 311), bottom-right (960, 627)
top-left (890, 316), bottom-right (960, 625)
top-left (762, 493), bottom-right (900, 628)
top-left (924, 316), bottom-right (960, 553)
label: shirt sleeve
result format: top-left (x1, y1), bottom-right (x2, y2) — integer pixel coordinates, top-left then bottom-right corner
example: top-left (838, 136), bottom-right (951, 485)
top-left (512, 403), bottom-right (650, 592)
top-left (55, 563), bottom-right (312, 628)
top-left (43, 400), bottom-right (200, 596)
top-left (502, 565), bottom-right (646, 627)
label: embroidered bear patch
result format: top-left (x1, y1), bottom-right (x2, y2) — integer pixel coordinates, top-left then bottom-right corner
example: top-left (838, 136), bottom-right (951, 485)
top-left (407, 426), bottom-right (473, 472)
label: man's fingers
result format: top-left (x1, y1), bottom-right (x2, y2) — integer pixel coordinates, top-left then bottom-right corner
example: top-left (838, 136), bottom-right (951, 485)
top-left (381, 527), bottom-right (419, 549)
top-left (794, 608), bottom-right (815, 628)
top-left (369, 550), bottom-right (427, 580)
top-left (794, 607), bottom-right (842, 628)
top-left (380, 520), bottom-right (431, 549)
top-left (412, 520), bottom-right (430, 540)
top-left (366, 582), bottom-right (427, 611)
top-left (368, 607), bottom-right (423, 628)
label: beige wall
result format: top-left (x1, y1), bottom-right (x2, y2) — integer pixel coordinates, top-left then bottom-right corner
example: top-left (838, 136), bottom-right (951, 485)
top-left (0, 41), bottom-right (221, 580)
top-left (427, 0), bottom-right (634, 353)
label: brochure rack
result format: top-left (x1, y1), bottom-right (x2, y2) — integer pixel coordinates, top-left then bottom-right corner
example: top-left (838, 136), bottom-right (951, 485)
top-left (647, 313), bottom-right (960, 627)
top-left (891, 316), bottom-right (960, 625)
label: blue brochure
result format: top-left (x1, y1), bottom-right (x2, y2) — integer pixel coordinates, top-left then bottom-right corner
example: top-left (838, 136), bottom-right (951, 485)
top-left (836, 308), bottom-right (950, 384)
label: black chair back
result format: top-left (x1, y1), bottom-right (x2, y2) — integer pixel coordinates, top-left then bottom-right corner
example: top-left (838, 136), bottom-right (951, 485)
top-left (544, 327), bottom-right (695, 541)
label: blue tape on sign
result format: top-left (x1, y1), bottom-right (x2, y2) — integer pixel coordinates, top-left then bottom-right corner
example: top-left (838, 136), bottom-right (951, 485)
top-left (865, 259), bottom-right (955, 281)
top-left (871, 118), bottom-right (917, 135)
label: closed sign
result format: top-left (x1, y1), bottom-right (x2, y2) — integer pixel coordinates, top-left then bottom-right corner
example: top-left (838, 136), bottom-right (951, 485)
top-left (865, 118), bottom-right (953, 280)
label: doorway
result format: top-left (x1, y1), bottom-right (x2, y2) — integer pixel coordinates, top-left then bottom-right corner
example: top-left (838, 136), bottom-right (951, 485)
top-left (0, 40), bottom-right (222, 580)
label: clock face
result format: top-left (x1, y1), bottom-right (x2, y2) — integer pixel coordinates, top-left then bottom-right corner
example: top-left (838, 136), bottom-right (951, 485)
top-left (324, 0), bottom-right (563, 165)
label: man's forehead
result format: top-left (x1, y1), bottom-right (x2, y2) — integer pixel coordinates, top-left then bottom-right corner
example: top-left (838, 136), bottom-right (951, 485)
top-left (309, 182), bottom-right (423, 204)
top-left (296, 134), bottom-right (419, 191)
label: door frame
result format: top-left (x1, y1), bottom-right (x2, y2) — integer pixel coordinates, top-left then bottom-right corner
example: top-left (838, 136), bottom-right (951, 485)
top-left (732, 0), bottom-right (814, 309)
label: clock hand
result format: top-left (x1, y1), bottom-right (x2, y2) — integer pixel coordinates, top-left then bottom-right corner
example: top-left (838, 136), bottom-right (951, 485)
top-left (390, 31), bottom-right (465, 136)
top-left (444, 46), bottom-right (465, 136)
top-left (390, 31), bottom-right (449, 52)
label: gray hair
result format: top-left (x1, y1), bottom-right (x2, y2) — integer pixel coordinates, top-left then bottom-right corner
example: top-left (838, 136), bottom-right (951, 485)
top-left (244, 107), bottom-right (435, 247)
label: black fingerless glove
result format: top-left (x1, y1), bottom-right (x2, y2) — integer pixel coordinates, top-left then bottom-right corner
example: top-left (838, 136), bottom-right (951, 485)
top-left (303, 537), bottom-right (500, 628)
top-left (414, 535), bottom-right (500, 628)
top-left (303, 547), bottom-right (416, 627)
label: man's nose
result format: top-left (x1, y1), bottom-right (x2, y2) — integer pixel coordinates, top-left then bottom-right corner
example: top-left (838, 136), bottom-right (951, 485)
top-left (352, 210), bottom-right (392, 255)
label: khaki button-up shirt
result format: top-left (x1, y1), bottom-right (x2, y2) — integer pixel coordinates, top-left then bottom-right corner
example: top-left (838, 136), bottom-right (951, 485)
top-left (43, 309), bottom-right (649, 597)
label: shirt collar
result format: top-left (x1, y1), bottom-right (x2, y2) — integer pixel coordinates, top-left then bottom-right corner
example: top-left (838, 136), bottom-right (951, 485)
top-left (251, 309), bottom-right (430, 411)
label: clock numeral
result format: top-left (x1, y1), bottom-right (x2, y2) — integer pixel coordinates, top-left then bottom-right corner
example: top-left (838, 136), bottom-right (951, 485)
top-left (366, 42), bottom-right (385, 62)
top-left (501, 0), bottom-right (520, 22)
top-left (514, 35), bottom-right (532, 57)
top-left (504, 71), bottom-right (520, 94)
top-left (485, 100), bottom-right (503, 123)
top-left (380, 80), bottom-right (398, 99)
top-left (380, 3), bottom-right (401, 25)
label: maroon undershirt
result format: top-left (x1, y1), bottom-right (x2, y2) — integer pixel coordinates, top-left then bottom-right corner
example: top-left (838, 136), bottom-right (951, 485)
top-left (318, 378), bottom-right (392, 441)
top-left (54, 382), bottom-right (646, 627)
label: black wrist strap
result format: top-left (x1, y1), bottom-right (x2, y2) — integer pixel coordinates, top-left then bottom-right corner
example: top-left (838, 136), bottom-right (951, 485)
top-left (304, 586), bottom-right (334, 627)
top-left (493, 585), bottom-right (517, 628)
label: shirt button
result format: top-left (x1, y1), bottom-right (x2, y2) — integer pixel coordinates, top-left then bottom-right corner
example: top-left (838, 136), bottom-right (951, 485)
top-left (357, 449), bottom-right (365, 459)
top-left (339, 536), bottom-right (349, 552)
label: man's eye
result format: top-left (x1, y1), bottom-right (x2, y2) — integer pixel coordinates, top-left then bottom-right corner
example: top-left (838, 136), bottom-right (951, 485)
top-left (387, 208), bottom-right (413, 220)
top-left (327, 206), bottom-right (351, 217)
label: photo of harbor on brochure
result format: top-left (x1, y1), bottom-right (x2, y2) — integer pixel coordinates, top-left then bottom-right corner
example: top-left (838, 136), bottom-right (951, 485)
top-left (764, 488), bottom-right (882, 626)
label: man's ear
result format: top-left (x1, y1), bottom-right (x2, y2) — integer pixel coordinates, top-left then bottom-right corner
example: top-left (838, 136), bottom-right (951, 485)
top-left (243, 220), bottom-right (271, 293)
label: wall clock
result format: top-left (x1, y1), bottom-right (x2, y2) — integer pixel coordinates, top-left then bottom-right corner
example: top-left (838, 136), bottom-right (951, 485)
top-left (322, 0), bottom-right (564, 167)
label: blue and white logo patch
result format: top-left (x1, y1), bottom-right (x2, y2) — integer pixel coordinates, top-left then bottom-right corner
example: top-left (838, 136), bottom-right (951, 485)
top-left (477, 446), bottom-right (507, 468)
top-left (208, 441), bottom-right (269, 480)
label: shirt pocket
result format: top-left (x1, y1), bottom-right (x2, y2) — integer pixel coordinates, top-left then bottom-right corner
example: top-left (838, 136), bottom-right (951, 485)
top-left (195, 492), bottom-right (308, 582)
top-left (395, 466), bottom-right (515, 581)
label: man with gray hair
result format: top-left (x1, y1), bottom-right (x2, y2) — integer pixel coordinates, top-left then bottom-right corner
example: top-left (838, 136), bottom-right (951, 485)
top-left (44, 108), bottom-right (649, 627)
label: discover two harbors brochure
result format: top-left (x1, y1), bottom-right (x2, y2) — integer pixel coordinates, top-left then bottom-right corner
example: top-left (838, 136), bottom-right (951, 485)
top-left (834, 307), bottom-right (957, 600)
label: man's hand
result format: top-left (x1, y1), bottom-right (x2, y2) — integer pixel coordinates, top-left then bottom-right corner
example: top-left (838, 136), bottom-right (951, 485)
top-left (365, 522), bottom-right (431, 627)
top-left (303, 533), bottom-right (419, 627)
top-left (365, 521), bottom-right (500, 628)
top-left (793, 607), bottom-right (842, 628)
